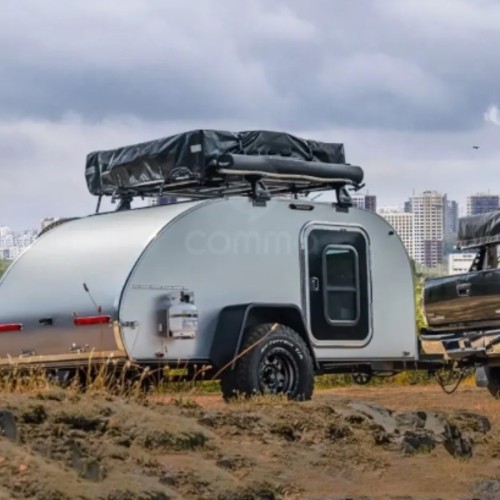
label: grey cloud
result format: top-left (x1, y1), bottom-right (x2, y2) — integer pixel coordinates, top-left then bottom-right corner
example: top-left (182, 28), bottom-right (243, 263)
top-left (1, 0), bottom-right (500, 131)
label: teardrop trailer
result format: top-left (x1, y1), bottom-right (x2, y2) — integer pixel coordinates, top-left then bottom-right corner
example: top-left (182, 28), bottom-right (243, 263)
top-left (0, 129), bottom-right (450, 399)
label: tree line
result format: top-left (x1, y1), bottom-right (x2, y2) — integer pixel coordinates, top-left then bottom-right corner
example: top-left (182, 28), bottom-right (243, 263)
top-left (0, 260), bottom-right (10, 278)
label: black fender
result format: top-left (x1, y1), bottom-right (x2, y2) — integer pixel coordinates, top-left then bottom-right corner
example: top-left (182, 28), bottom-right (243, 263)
top-left (209, 303), bottom-right (318, 371)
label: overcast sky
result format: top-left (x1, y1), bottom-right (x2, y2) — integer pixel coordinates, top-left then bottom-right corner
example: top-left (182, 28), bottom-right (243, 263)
top-left (2, 0), bottom-right (500, 229)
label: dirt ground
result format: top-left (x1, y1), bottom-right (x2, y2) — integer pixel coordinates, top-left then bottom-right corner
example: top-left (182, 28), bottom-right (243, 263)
top-left (1, 384), bottom-right (500, 500)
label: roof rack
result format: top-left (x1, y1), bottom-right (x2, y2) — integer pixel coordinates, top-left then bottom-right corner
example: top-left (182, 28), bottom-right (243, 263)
top-left (85, 129), bottom-right (365, 210)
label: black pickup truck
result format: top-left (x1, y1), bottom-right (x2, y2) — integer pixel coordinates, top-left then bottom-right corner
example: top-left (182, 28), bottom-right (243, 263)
top-left (421, 210), bottom-right (500, 398)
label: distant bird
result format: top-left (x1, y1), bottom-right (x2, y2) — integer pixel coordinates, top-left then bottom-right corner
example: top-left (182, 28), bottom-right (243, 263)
top-left (473, 145), bottom-right (480, 149)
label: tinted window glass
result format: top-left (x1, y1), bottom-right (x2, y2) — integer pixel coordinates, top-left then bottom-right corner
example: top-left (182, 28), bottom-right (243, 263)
top-left (325, 248), bottom-right (356, 287)
top-left (324, 246), bottom-right (358, 323)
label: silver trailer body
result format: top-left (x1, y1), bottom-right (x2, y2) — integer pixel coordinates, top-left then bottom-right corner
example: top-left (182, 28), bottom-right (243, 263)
top-left (0, 197), bottom-right (417, 368)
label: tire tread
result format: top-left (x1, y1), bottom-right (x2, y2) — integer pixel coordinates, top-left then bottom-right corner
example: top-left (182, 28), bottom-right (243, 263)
top-left (220, 323), bottom-right (314, 401)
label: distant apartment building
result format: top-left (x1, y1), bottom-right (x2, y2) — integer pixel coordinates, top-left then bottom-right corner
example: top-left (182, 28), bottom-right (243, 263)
top-left (0, 226), bottom-right (37, 260)
top-left (364, 195), bottom-right (377, 212)
top-left (40, 217), bottom-right (59, 231)
top-left (410, 191), bottom-right (446, 268)
top-left (351, 193), bottom-right (377, 212)
top-left (445, 200), bottom-right (459, 235)
top-left (448, 252), bottom-right (476, 275)
top-left (379, 209), bottom-right (415, 259)
top-left (466, 193), bottom-right (499, 216)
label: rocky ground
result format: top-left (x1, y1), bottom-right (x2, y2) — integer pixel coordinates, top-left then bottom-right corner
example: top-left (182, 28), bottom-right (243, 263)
top-left (1, 384), bottom-right (500, 499)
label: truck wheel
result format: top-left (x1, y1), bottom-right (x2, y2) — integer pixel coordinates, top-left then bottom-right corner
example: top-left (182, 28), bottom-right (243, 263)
top-left (220, 323), bottom-right (314, 401)
top-left (486, 367), bottom-right (500, 398)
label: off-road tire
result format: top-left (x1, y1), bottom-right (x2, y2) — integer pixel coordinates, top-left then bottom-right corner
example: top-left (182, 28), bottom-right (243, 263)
top-left (220, 323), bottom-right (314, 401)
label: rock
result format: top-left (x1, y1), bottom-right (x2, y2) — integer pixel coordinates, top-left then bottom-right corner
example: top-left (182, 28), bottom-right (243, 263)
top-left (55, 411), bottom-right (104, 431)
top-left (0, 410), bottom-right (17, 442)
top-left (143, 430), bottom-right (208, 450)
top-left (400, 430), bottom-right (436, 455)
top-left (325, 423), bottom-right (352, 441)
top-left (373, 429), bottom-right (391, 445)
top-left (395, 411), bottom-right (426, 430)
top-left (423, 412), bottom-right (449, 439)
top-left (79, 459), bottom-right (105, 482)
top-left (344, 404), bottom-right (480, 459)
top-left (473, 479), bottom-right (500, 499)
top-left (347, 402), bottom-right (397, 433)
top-left (344, 414), bottom-right (367, 425)
top-left (159, 470), bottom-right (180, 486)
top-left (217, 455), bottom-right (251, 470)
top-left (21, 404), bottom-right (47, 424)
top-left (198, 412), bottom-right (219, 427)
top-left (442, 423), bottom-right (472, 458)
top-left (270, 422), bottom-right (300, 442)
top-left (452, 410), bottom-right (491, 435)
top-left (107, 490), bottom-right (172, 500)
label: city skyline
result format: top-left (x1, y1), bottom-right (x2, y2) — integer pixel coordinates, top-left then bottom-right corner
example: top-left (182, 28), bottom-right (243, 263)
top-left (2, 189), bottom-right (498, 269)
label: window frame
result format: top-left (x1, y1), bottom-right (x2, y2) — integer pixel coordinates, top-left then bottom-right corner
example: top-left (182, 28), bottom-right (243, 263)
top-left (321, 244), bottom-right (360, 326)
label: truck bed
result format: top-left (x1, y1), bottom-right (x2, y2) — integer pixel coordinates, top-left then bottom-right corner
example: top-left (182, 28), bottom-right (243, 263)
top-left (423, 269), bottom-right (500, 333)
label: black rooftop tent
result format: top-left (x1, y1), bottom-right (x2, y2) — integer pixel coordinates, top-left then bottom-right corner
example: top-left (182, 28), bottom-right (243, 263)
top-left (458, 210), bottom-right (500, 249)
top-left (85, 129), bottom-right (364, 203)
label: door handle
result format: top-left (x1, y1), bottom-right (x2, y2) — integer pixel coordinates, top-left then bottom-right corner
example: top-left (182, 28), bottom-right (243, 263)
top-left (310, 277), bottom-right (319, 292)
top-left (456, 283), bottom-right (471, 297)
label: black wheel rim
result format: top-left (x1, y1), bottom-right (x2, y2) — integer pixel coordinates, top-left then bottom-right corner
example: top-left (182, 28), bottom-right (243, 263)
top-left (258, 347), bottom-right (299, 395)
top-left (352, 371), bottom-right (372, 385)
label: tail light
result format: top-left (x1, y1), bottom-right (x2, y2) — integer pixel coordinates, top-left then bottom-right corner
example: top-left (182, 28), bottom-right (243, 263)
top-left (73, 315), bottom-right (111, 326)
top-left (0, 323), bottom-right (23, 333)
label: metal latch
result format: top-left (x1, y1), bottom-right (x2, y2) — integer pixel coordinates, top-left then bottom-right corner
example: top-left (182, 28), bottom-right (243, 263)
top-left (310, 277), bottom-right (319, 292)
top-left (456, 283), bottom-right (471, 297)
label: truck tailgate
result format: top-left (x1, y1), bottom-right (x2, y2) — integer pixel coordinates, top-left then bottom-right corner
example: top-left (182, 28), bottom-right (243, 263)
top-left (423, 270), bottom-right (500, 331)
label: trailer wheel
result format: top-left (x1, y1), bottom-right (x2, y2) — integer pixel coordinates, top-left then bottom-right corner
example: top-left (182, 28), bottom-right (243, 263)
top-left (220, 323), bottom-right (314, 401)
top-left (352, 369), bottom-right (372, 385)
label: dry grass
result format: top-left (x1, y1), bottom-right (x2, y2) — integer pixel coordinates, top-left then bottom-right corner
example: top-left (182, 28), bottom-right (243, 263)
top-left (0, 354), bottom-right (473, 407)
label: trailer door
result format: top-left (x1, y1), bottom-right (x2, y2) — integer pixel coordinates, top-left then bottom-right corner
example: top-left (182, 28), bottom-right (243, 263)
top-left (302, 224), bottom-right (372, 346)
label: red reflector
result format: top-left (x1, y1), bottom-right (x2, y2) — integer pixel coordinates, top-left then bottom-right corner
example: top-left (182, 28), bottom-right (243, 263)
top-left (0, 323), bottom-right (23, 333)
top-left (74, 315), bottom-right (111, 326)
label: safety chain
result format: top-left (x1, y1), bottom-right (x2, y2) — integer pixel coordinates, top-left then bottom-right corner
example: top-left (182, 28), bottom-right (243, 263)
top-left (434, 365), bottom-right (474, 395)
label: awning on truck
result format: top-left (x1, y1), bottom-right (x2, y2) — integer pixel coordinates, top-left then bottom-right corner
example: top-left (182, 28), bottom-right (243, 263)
top-left (458, 210), bottom-right (500, 249)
